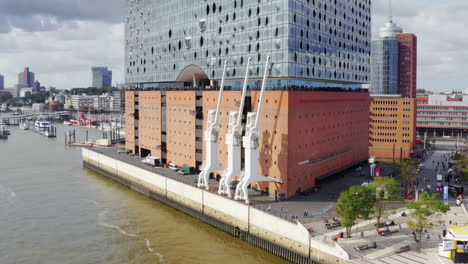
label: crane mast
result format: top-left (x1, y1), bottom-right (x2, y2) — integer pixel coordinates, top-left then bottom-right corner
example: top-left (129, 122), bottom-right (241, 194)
top-left (234, 56), bottom-right (282, 204)
top-left (197, 60), bottom-right (228, 190)
top-left (218, 57), bottom-right (252, 197)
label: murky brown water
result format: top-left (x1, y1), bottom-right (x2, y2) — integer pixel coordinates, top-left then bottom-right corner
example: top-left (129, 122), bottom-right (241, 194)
top-left (0, 125), bottom-right (287, 264)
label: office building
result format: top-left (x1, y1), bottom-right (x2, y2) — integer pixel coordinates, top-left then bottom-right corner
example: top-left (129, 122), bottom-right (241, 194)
top-left (397, 34), bottom-right (417, 98)
top-left (18, 67), bottom-right (35, 87)
top-left (124, 0), bottom-right (372, 198)
top-left (370, 19), bottom-right (401, 95)
top-left (370, 12), bottom-right (417, 98)
top-left (0, 74), bottom-right (4, 89)
top-left (92, 67), bottom-right (112, 88)
top-left (369, 95), bottom-right (416, 160)
top-left (417, 94), bottom-right (468, 138)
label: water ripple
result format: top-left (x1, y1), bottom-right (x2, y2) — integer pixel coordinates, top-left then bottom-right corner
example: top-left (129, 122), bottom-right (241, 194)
top-left (85, 199), bottom-right (165, 263)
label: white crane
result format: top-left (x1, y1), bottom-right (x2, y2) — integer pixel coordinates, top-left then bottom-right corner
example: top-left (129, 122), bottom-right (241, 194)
top-left (197, 60), bottom-right (228, 190)
top-left (234, 56), bottom-right (282, 204)
top-left (218, 57), bottom-right (252, 198)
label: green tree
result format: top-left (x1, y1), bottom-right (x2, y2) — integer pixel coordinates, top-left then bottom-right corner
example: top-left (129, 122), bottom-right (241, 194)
top-left (453, 153), bottom-right (468, 182)
top-left (406, 192), bottom-right (450, 252)
top-left (369, 177), bottom-right (403, 233)
top-left (416, 89), bottom-right (426, 94)
top-left (0, 93), bottom-right (12, 103)
top-left (336, 185), bottom-right (375, 238)
top-left (394, 159), bottom-right (419, 195)
top-left (24, 91), bottom-right (32, 99)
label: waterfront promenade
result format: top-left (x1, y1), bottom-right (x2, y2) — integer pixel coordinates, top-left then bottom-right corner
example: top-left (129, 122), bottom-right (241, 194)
top-left (84, 145), bottom-right (467, 264)
top-left (83, 146), bottom-right (354, 264)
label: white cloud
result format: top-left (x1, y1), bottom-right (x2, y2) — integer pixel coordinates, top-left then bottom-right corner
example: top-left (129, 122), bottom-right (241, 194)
top-left (0, 0), bottom-right (466, 92)
top-left (372, 0), bottom-right (468, 92)
top-left (0, 22), bottom-right (124, 89)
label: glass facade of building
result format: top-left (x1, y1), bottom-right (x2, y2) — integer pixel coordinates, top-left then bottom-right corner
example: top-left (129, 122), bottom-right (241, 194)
top-left (92, 67), bottom-right (113, 88)
top-left (125, 0), bottom-right (371, 89)
top-left (370, 38), bottom-right (398, 94)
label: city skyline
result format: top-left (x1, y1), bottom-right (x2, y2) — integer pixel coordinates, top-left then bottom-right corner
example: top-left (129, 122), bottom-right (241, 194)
top-left (0, 0), bottom-right (466, 92)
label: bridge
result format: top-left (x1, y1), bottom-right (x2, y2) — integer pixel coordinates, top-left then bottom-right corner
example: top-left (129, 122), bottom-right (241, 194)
top-left (0, 111), bottom-right (70, 125)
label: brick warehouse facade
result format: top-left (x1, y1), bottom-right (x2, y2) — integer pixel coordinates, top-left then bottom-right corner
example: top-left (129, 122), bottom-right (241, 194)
top-left (126, 90), bottom-right (370, 198)
top-left (369, 95), bottom-right (416, 160)
top-left (124, 0), bottom-right (372, 199)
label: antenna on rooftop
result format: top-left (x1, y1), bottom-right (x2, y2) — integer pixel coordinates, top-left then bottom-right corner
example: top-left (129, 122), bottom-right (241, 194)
top-left (388, 0), bottom-right (393, 23)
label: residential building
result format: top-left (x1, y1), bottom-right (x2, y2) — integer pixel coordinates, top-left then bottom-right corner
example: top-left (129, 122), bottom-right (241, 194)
top-left (397, 34), bottom-right (417, 98)
top-left (55, 94), bottom-right (66, 104)
top-left (369, 95), bottom-right (416, 160)
top-left (124, 0), bottom-right (372, 198)
top-left (32, 103), bottom-right (46, 112)
top-left (18, 67), bottom-right (35, 87)
top-left (92, 67), bottom-right (112, 88)
top-left (111, 90), bottom-right (124, 112)
top-left (417, 93), bottom-right (468, 138)
top-left (70, 95), bottom-right (94, 110)
top-left (93, 94), bottom-right (112, 111)
top-left (0, 74), bottom-right (4, 89)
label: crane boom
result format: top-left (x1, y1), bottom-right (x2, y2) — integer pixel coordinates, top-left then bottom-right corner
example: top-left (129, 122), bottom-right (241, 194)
top-left (234, 56), bottom-right (282, 204)
top-left (218, 57), bottom-right (251, 197)
top-left (214, 60), bottom-right (228, 124)
top-left (236, 57), bottom-right (252, 129)
top-left (197, 60), bottom-right (228, 190)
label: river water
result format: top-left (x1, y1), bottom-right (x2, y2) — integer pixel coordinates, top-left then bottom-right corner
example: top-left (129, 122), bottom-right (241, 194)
top-left (0, 125), bottom-right (287, 264)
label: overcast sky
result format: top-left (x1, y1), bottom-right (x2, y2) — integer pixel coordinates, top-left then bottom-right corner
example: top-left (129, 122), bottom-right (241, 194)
top-left (0, 0), bottom-right (466, 92)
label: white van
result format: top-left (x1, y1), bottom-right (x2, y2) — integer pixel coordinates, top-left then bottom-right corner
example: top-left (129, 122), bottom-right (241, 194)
top-left (168, 163), bottom-right (178, 171)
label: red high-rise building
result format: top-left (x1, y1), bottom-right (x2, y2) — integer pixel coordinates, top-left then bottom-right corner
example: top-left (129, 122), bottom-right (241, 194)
top-left (397, 34), bottom-right (417, 98)
top-left (23, 67), bottom-right (30, 86)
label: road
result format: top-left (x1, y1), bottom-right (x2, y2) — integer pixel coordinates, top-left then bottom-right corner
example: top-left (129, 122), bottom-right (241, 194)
top-left (415, 144), bottom-right (459, 199)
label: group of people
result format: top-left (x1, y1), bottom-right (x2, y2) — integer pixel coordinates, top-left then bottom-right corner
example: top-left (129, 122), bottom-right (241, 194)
top-left (324, 217), bottom-right (341, 229)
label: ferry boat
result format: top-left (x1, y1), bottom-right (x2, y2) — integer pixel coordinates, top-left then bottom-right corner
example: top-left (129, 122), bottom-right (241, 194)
top-left (69, 119), bottom-right (96, 127)
top-left (35, 118), bottom-right (51, 132)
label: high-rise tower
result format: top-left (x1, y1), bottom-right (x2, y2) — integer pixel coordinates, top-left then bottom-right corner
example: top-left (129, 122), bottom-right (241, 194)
top-left (397, 34), bottom-right (417, 98)
top-left (370, 1), bottom-right (417, 98)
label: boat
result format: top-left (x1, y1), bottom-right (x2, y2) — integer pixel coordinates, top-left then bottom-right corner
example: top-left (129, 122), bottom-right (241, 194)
top-left (0, 125), bottom-right (10, 135)
top-left (20, 123), bottom-right (29, 130)
top-left (34, 118), bottom-right (51, 132)
top-left (63, 121), bottom-right (71, 126)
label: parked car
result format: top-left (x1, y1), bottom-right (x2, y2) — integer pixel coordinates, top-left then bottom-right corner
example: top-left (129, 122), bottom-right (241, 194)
top-left (418, 164), bottom-right (424, 171)
top-left (178, 170), bottom-right (189, 175)
top-left (181, 166), bottom-right (196, 174)
top-left (168, 163), bottom-right (178, 171)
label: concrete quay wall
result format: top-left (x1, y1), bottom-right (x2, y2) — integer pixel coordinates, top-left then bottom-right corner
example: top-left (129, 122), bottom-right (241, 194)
top-left (82, 148), bottom-right (352, 264)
